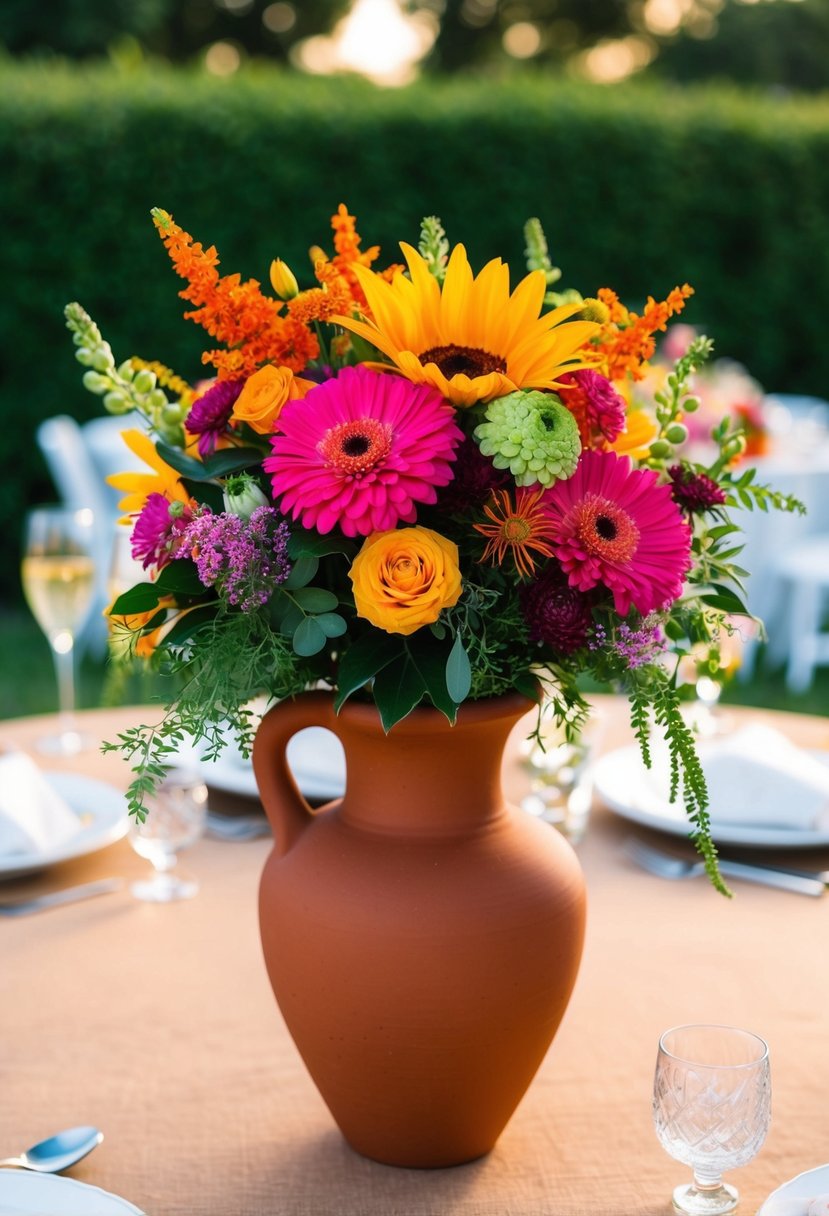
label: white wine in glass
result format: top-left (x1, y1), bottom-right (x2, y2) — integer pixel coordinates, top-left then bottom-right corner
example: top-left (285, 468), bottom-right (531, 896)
top-left (21, 506), bottom-right (97, 755)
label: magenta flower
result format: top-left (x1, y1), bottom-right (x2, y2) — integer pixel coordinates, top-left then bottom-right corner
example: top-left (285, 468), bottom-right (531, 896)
top-left (131, 493), bottom-right (192, 571)
top-left (668, 464), bottom-right (727, 514)
top-left (542, 450), bottom-right (692, 617)
top-left (185, 380), bottom-right (244, 457)
top-left (264, 366), bottom-right (463, 536)
top-left (557, 370), bottom-right (627, 447)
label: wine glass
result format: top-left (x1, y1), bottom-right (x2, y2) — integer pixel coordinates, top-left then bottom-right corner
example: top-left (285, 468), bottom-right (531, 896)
top-left (128, 768), bottom-right (208, 902)
top-left (519, 707), bottom-right (605, 844)
top-left (21, 505), bottom-right (97, 755)
top-left (653, 1024), bottom-right (771, 1215)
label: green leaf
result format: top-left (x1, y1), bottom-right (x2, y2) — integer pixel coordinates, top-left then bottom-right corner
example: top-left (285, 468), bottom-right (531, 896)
top-left (110, 583), bottom-right (164, 614)
top-left (277, 604), bottom-right (305, 637)
top-left (200, 447), bottom-right (265, 478)
top-left (155, 560), bottom-right (205, 597)
top-left (287, 528), bottom-right (355, 560)
top-left (283, 554), bottom-right (319, 589)
top-left (334, 632), bottom-right (403, 711)
top-left (155, 442), bottom-right (206, 480)
top-left (316, 612), bottom-right (347, 638)
top-left (373, 654), bottom-right (427, 732)
top-left (404, 633), bottom-right (457, 723)
top-left (181, 478), bottom-right (224, 512)
top-left (293, 587), bottom-right (339, 612)
top-left (162, 604), bottom-right (218, 646)
top-left (445, 632), bottom-right (472, 703)
top-left (512, 671), bottom-right (542, 702)
top-left (701, 590), bottom-right (749, 615)
top-left (292, 617), bottom-right (327, 657)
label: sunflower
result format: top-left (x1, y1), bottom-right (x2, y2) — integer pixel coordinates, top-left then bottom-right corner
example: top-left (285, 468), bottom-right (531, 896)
top-left (333, 243), bottom-right (599, 408)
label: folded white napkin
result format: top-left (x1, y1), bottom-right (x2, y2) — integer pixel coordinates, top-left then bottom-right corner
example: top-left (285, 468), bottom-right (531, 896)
top-left (0, 752), bottom-right (82, 856)
top-left (700, 725), bottom-right (829, 831)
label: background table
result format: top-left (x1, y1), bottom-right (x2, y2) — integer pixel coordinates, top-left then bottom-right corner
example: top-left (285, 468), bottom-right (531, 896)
top-left (1, 699), bottom-right (828, 1216)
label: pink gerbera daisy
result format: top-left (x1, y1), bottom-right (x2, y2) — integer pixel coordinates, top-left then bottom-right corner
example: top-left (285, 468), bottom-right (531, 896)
top-left (542, 450), bottom-right (692, 616)
top-left (264, 366), bottom-right (463, 536)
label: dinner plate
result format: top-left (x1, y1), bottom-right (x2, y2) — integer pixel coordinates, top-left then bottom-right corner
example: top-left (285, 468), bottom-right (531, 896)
top-left (0, 1170), bottom-right (144, 1215)
top-left (0, 773), bottom-right (129, 880)
top-left (192, 726), bottom-right (346, 803)
top-left (757, 1162), bottom-right (829, 1214)
top-left (593, 744), bottom-right (829, 847)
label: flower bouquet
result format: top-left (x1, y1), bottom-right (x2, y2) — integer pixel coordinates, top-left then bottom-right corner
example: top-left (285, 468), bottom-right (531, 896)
top-left (65, 206), bottom-right (802, 893)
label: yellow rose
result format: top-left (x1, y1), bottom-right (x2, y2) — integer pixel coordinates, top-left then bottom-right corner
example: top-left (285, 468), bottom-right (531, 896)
top-left (231, 365), bottom-right (314, 435)
top-left (349, 527), bottom-right (462, 636)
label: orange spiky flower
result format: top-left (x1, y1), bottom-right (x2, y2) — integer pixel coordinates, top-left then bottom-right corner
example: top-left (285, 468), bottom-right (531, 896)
top-left (151, 209), bottom-right (317, 380)
top-left (590, 284), bottom-right (694, 383)
top-left (474, 487), bottom-right (558, 579)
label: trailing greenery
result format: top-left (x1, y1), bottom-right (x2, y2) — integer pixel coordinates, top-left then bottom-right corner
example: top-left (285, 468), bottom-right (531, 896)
top-left (4, 63), bottom-right (829, 598)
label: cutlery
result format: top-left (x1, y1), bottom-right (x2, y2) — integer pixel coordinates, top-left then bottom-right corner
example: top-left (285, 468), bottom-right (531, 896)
top-left (0, 1126), bottom-right (103, 1172)
top-left (625, 838), bottom-right (826, 897)
top-left (206, 812), bottom-right (271, 841)
top-left (0, 877), bottom-right (123, 917)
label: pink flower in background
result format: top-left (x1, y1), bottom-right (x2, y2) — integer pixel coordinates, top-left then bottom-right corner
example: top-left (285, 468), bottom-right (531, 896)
top-left (542, 450), bottom-right (692, 617)
top-left (265, 365), bottom-right (463, 536)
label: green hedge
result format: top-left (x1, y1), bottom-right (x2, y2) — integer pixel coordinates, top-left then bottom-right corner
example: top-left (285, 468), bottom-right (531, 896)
top-left (2, 63), bottom-right (829, 600)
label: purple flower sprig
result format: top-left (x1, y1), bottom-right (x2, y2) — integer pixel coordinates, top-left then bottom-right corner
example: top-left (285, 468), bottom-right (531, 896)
top-left (178, 506), bottom-right (291, 612)
top-left (590, 619), bottom-right (665, 669)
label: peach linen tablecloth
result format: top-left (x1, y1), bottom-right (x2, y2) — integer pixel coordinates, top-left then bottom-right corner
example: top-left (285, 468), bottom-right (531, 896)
top-left (1, 698), bottom-right (828, 1216)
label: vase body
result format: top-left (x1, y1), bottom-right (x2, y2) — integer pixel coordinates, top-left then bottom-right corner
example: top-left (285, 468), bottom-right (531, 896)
top-left (254, 690), bottom-right (586, 1168)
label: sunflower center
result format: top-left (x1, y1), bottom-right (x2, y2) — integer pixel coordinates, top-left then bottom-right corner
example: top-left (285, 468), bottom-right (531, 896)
top-left (574, 494), bottom-right (639, 564)
top-left (418, 343), bottom-right (507, 381)
top-left (318, 418), bottom-right (393, 477)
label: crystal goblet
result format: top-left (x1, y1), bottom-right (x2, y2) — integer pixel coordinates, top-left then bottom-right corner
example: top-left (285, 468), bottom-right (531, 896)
top-left (129, 768), bottom-right (208, 902)
top-left (653, 1023), bottom-right (771, 1215)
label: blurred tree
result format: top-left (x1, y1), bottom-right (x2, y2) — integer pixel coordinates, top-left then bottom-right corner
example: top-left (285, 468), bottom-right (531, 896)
top-left (653, 0), bottom-right (829, 92)
top-left (0, 0), bottom-right (351, 63)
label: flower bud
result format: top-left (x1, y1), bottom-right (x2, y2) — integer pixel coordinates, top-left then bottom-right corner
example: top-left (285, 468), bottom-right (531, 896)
top-left (148, 389), bottom-right (168, 410)
top-left (665, 423), bottom-right (688, 445)
top-left (104, 391), bottom-right (132, 415)
top-left (649, 439), bottom-right (672, 459)
top-left (270, 258), bottom-right (299, 300)
top-left (82, 370), bottom-right (110, 394)
top-left (682, 395), bottom-right (701, 413)
top-left (223, 473), bottom-right (270, 520)
top-left (118, 360), bottom-right (135, 381)
top-left (578, 297), bottom-right (610, 325)
top-left (92, 346), bottom-right (115, 372)
top-left (75, 347), bottom-right (95, 367)
top-left (133, 368), bottom-right (157, 394)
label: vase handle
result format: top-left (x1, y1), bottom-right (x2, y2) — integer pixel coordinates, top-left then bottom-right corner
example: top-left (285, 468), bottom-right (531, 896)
top-left (252, 690), bottom-right (339, 857)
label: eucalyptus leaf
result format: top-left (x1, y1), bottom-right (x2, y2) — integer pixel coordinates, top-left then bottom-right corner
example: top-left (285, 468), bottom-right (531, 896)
top-left (292, 616), bottom-right (327, 657)
top-left (293, 587), bottom-right (339, 613)
top-left (316, 612), bottom-right (348, 638)
top-left (445, 632), bottom-right (472, 703)
top-left (283, 554), bottom-right (319, 590)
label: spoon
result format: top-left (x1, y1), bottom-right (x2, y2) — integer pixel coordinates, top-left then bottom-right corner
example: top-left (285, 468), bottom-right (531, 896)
top-left (0, 1126), bottom-right (103, 1173)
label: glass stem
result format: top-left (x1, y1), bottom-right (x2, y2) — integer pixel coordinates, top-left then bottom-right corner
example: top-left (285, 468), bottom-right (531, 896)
top-left (692, 1171), bottom-right (724, 1193)
top-left (51, 635), bottom-right (77, 735)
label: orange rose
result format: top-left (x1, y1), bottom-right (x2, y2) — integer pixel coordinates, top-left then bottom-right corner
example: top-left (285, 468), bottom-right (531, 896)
top-left (231, 365), bottom-right (314, 435)
top-left (349, 527), bottom-right (462, 636)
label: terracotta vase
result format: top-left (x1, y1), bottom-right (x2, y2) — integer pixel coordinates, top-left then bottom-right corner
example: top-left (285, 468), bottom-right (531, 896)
top-left (253, 689), bottom-right (587, 1169)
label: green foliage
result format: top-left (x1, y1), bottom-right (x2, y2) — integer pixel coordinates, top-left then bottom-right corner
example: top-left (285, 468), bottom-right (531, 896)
top-left (4, 65), bottom-right (829, 601)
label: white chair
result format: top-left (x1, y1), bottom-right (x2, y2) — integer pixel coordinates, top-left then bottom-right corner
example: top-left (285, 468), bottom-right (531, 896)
top-left (769, 535), bottom-right (829, 693)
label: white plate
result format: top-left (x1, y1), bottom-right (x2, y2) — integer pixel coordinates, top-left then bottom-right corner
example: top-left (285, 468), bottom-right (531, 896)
top-left (594, 745), bottom-right (829, 847)
top-left (0, 773), bottom-right (129, 880)
top-left (193, 727), bottom-right (346, 803)
top-left (0, 1171), bottom-right (143, 1215)
top-left (757, 1162), bottom-right (829, 1214)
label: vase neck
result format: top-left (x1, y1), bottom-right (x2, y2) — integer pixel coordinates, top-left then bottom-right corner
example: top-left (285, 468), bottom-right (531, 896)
top-left (333, 699), bottom-right (530, 837)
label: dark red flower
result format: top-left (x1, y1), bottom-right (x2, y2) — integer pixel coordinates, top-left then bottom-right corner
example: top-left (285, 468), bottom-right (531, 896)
top-left (437, 437), bottom-right (509, 513)
top-left (668, 464), bottom-right (727, 514)
top-left (519, 564), bottom-right (593, 656)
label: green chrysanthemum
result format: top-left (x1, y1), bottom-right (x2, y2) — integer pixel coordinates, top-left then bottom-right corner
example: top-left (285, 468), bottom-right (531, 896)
top-left (474, 390), bottom-right (581, 487)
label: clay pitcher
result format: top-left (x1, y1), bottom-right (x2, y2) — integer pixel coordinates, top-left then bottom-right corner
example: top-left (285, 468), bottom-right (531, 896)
top-left (254, 689), bottom-right (586, 1169)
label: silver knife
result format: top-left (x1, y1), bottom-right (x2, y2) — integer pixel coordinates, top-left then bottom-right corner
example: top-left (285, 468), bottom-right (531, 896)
top-left (717, 860), bottom-right (825, 897)
top-left (0, 877), bottom-right (124, 917)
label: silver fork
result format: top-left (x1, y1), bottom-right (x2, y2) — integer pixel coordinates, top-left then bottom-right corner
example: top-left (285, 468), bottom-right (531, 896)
top-left (0, 878), bottom-right (124, 917)
top-left (624, 838), bottom-right (826, 897)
